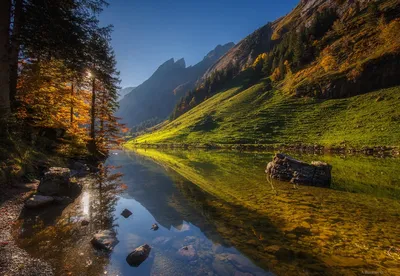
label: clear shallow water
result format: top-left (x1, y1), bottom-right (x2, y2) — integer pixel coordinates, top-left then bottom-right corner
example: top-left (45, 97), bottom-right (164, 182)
top-left (15, 150), bottom-right (400, 275)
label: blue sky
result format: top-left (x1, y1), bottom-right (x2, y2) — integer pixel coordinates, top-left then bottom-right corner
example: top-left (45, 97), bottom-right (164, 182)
top-left (99, 0), bottom-right (299, 88)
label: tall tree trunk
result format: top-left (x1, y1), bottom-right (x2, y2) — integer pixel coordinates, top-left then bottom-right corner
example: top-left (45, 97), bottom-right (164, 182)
top-left (9, 0), bottom-right (22, 111)
top-left (0, 0), bottom-right (11, 119)
top-left (89, 77), bottom-right (96, 152)
top-left (70, 82), bottom-right (74, 124)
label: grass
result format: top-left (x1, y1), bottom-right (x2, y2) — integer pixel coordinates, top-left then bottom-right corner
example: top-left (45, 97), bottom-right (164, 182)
top-left (128, 83), bottom-right (400, 149)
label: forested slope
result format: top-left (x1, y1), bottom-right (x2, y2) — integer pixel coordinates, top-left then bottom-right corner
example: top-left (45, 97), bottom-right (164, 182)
top-left (130, 0), bottom-right (400, 149)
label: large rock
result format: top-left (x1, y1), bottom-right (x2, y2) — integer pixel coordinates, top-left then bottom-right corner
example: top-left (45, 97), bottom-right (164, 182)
top-left (38, 167), bottom-right (81, 196)
top-left (126, 244), bottom-right (151, 267)
top-left (91, 230), bottom-right (119, 251)
top-left (25, 195), bottom-right (54, 209)
top-left (266, 153), bottom-right (332, 187)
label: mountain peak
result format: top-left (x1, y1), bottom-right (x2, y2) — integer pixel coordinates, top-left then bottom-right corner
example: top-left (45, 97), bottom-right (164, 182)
top-left (175, 58), bottom-right (186, 68)
top-left (154, 58), bottom-right (186, 76)
top-left (205, 42), bottom-right (235, 60)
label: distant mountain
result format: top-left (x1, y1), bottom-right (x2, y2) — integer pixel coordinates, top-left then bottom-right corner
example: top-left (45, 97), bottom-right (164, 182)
top-left (130, 0), bottom-right (400, 149)
top-left (117, 42), bottom-right (234, 127)
top-left (117, 87), bottom-right (136, 101)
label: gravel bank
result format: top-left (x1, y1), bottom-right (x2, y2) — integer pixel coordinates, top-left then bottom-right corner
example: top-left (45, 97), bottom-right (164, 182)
top-left (0, 183), bottom-right (54, 276)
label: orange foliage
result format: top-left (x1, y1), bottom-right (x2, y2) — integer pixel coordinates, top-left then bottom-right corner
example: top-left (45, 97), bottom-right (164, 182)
top-left (271, 67), bottom-right (282, 82)
top-left (17, 59), bottom-right (91, 146)
top-left (252, 53), bottom-right (268, 68)
top-left (380, 19), bottom-right (400, 51)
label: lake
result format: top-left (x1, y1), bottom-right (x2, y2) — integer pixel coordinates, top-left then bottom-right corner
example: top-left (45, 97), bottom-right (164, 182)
top-left (14, 149), bottom-right (400, 275)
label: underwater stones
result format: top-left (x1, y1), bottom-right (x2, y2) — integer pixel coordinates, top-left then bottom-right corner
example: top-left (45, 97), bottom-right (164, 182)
top-left (177, 245), bottom-right (197, 260)
top-left (212, 244), bottom-right (224, 254)
top-left (264, 245), bottom-right (281, 254)
top-left (25, 195), bottom-right (54, 209)
top-left (126, 244), bottom-right (151, 267)
top-left (212, 256), bottom-right (236, 276)
top-left (151, 223), bottom-right (159, 231)
top-left (265, 153), bottom-right (332, 187)
top-left (38, 167), bottom-right (81, 196)
top-left (323, 256), bottom-right (365, 267)
top-left (91, 230), bottom-right (119, 251)
top-left (274, 248), bottom-right (296, 262)
top-left (121, 209), bottom-right (132, 218)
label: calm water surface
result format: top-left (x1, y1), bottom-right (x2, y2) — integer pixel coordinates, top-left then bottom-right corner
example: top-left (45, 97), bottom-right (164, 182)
top-left (15, 149), bottom-right (400, 275)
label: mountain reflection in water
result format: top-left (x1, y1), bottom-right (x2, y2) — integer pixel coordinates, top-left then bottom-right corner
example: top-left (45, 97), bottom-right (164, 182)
top-left (14, 149), bottom-right (400, 276)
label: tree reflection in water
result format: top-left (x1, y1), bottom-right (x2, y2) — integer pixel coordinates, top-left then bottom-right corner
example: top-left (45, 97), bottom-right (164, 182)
top-left (15, 164), bottom-right (126, 276)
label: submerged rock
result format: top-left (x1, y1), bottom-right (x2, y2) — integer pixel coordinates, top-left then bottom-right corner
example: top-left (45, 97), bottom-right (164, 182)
top-left (38, 167), bottom-right (82, 197)
top-left (151, 223), bottom-right (159, 231)
top-left (91, 230), bottom-right (119, 251)
top-left (121, 209), bottom-right (132, 218)
top-left (126, 244), bottom-right (151, 267)
top-left (25, 195), bottom-right (54, 209)
top-left (265, 153), bottom-right (332, 187)
top-left (177, 245), bottom-right (197, 260)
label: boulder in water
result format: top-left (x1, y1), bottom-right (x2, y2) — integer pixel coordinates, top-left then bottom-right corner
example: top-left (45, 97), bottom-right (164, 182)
top-left (91, 230), bottom-right (119, 251)
top-left (126, 244), bottom-right (151, 267)
top-left (266, 153), bottom-right (332, 187)
top-left (121, 209), bottom-right (132, 218)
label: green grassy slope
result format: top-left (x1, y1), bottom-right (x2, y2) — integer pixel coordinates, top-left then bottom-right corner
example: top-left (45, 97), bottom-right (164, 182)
top-left (128, 82), bottom-right (400, 148)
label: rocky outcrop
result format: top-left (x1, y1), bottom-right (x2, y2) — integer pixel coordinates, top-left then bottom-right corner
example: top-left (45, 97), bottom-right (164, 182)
top-left (91, 230), bottom-right (119, 251)
top-left (25, 195), bottom-right (54, 209)
top-left (265, 153), bottom-right (332, 187)
top-left (126, 244), bottom-right (151, 267)
top-left (38, 167), bottom-right (81, 197)
top-left (203, 25), bottom-right (274, 79)
top-left (294, 53), bottom-right (400, 99)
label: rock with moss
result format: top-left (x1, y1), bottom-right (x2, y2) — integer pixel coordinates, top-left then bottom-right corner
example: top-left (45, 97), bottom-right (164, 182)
top-left (266, 153), bottom-right (332, 187)
top-left (38, 167), bottom-right (81, 196)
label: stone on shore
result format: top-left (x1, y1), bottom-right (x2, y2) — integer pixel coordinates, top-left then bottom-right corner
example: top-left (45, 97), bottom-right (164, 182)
top-left (38, 167), bottom-right (81, 196)
top-left (25, 195), bottom-right (54, 209)
top-left (266, 153), bottom-right (332, 187)
top-left (91, 230), bottom-right (119, 251)
top-left (126, 244), bottom-right (151, 267)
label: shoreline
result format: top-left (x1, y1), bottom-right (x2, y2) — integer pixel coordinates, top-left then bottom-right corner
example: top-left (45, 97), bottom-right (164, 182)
top-left (125, 142), bottom-right (400, 156)
top-left (0, 182), bottom-right (54, 276)
top-left (0, 148), bottom-right (102, 276)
